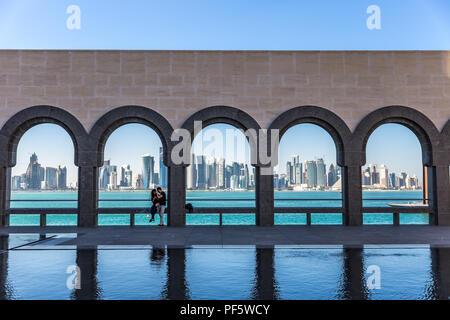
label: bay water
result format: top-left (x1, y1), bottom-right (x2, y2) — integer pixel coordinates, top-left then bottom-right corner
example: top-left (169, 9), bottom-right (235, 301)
top-left (9, 190), bottom-right (427, 226)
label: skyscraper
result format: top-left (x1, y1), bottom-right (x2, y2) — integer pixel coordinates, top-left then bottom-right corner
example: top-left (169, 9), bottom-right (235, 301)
top-left (379, 164), bottom-right (389, 188)
top-left (389, 172), bottom-right (396, 188)
top-left (217, 158), bottom-right (225, 189)
top-left (159, 147), bottom-right (167, 188)
top-left (99, 160), bottom-right (111, 189)
top-left (45, 167), bottom-right (58, 189)
top-left (306, 161), bottom-right (317, 187)
top-left (57, 165), bottom-right (67, 189)
top-left (141, 153), bottom-right (155, 189)
top-left (187, 153), bottom-right (197, 189)
top-left (295, 162), bottom-right (302, 185)
top-left (125, 167), bottom-right (133, 187)
top-left (197, 155), bottom-right (207, 189)
top-left (25, 153), bottom-right (42, 190)
top-left (316, 158), bottom-right (326, 187)
top-left (286, 161), bottom-right (293, 185)
top-left (110, 168), bottom-right (118, 189)
top-left (328, 163), bottom-right (336, 187)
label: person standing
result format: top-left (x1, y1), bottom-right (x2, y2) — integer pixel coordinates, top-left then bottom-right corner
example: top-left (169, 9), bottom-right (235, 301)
top-left (156, 187), bottom-right (166, 226)
top-left (149, 189), bottom-right (159, 223)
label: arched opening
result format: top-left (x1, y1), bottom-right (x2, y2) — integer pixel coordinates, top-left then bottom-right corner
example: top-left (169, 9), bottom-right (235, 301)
top-left (363, 123), bottom-right (428, 224)
top-left (187, 123), bottom-right (255, 225)
top-left (275, 123), bottom-right (343, 225)
top-left (98, 123), bottom-right (167, 226)
top-left (10, 123), bottom-right (78, 226)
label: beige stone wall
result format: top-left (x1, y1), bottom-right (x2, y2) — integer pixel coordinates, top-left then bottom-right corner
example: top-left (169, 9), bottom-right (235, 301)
top-left (0, 50), bottom-right (449, 131)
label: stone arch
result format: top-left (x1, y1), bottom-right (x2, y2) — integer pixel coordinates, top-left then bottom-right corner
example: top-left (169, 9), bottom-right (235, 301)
top-left (0, 105), bottom-right (88, 168)
top-left (180, 105), bottom-right (261, 165)
top-left (353, 106), bottom-right (446, 225)
top-left (353, 106), bottom-right (441, 167)
top-left (89, 106), bottom-right (174, 167)
top-left (268, 105), bottom-right (352, 167)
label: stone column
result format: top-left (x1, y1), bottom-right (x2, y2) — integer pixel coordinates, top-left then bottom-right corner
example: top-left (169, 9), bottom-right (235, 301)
top-left (167, 165), bottom-right (186, 226)
top-left (342, 165), bottom-right (363, 226)
top-left (255, 166), bottom-right (274, 226)
top-left (77, 166), bottom-right (98, 227)
top-left (0, 167), bottom-right (11, 227)
top-left (427, 166), bottom-right (450, 225)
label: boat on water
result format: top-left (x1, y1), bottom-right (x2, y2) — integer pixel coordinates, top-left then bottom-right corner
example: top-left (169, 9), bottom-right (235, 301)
top-left (388, 201), bottom-right (428, 208)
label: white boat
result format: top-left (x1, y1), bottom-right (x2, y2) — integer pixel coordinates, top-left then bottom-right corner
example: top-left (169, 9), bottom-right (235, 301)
top-left (388, 201), bottom-right (428, 208)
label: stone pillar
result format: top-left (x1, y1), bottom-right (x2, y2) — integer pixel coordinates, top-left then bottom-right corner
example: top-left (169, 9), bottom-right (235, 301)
top-left (342, 165), bottom-right (363, 226)
top-left (165, 248), bottom-right (189, 300)
top-left (255, 166), bottom-right (274, 226)
top-left (168, 165), bottom-right (186, 226)
top-left (252, 247), bottom-right (278, 299)
top-left (77, 166), bottom-right (98, 227)
top-left (0, 167), bottom-right (11, 227)
top-left (428, 166), bottom-right (450, 225)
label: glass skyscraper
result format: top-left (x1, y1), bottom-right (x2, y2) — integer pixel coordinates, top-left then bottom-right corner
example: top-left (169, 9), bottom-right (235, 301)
top-left (141, 153), bottom-right (154, 189)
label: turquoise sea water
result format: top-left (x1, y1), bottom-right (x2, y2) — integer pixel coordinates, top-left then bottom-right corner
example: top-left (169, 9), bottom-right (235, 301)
top-left (9, 190), bottom-right (428, 226)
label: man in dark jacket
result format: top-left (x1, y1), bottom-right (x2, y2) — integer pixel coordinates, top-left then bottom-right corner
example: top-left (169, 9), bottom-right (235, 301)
top-left (156, 187), bottom-right (166, 226)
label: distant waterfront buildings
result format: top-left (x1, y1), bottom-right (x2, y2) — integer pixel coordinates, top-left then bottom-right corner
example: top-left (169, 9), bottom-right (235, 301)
top-left (12, 153), bottom-right (68, 190)
top-left (97, 152), bottom-right (168, 190)
top-left (275, 155), bottom-right (339, 190)
top-left (362, 164), bottom-right (420, 190)
top-left (186, 153), bottom-right (255, 190)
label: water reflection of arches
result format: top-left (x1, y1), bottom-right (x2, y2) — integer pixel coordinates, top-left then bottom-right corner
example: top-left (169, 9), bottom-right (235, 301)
top-left (251, 247), bottom-right (279, 300)
top-left (0, 236), bottom-right (11, 299)
top-left (71, 249), bottom-right (101, 300)
top-left (354, 106), bottom-right (449, 225)
top-left (0, 105), bottom-right (88, 227)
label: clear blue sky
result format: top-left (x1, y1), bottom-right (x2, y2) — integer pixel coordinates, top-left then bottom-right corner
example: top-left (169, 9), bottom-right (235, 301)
top-left (13, 123), bottom-right (423, 185)
top-left (1, 0), bottom-right (450, 49)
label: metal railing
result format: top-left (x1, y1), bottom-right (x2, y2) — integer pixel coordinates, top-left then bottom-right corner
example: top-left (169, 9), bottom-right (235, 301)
top-left (6, 197), bottom-right (431, 227)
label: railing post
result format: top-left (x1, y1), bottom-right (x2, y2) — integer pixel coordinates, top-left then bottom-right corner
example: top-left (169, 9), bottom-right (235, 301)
top-left (0, 166), bottom-right (10, 227)
top-left (393, 212), bottom-right (400, 226)
top-left (130, 213), bottom-right (135, 227)
top-left (219, 213), bottom-right (223, 226)
top-left (306, 213), bottom-right (311, 226)
top-left (40, 213), bottom-right (46, 227)
top-left (255, 166), bottom-right (274, 226)
top-left (78, 165), bottom-right (98, 227)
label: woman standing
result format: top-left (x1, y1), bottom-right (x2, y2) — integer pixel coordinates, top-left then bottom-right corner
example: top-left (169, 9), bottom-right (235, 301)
top-left (149, 189), bottom-right (159, 223)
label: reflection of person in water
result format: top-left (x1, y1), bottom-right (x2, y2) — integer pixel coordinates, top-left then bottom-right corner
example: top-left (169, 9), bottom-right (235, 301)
top-left (150, 247), bottom-right (165, 265)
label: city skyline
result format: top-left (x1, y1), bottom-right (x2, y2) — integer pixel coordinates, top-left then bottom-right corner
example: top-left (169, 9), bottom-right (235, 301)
top-left (12, 152), bottom-right (70, 190)
top-left (12, 123), bottom-right (423, 187)
top-left (98, 149), bottom-right (167, 190)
